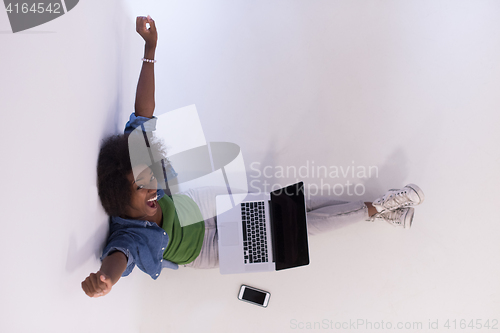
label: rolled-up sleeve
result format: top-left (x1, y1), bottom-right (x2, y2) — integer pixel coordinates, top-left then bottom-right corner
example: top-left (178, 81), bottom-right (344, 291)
top-left (100, 235), bottom-right (137, 277)
top-left (124, 113), bottom-right (158, 134)
top-left (124, 112), bottom-right (178, 182)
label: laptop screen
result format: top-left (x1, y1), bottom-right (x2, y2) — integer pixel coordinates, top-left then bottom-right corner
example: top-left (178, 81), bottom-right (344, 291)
top-left (270, 182), bottom-right (310, 271)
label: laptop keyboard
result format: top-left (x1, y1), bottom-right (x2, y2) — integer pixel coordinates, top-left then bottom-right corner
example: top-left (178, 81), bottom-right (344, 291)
top-left (241, 201), bottom-right (269, 264)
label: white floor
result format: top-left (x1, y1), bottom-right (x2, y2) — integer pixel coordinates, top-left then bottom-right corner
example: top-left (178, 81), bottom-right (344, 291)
top-left (1, 1), bottom-right (499, 332)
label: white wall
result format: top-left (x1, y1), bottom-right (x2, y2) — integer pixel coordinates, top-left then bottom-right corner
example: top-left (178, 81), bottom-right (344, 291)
top-left (1, 1), bottom-right (499, 332)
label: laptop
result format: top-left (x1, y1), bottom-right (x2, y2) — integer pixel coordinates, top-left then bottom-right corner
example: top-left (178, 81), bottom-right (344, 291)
top-left (216, 182), bottom-right (309, 274)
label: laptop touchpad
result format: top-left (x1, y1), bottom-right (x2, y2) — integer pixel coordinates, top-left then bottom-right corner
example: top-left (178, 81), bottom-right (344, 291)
top-left (219, 223), bottom-right (240, 246)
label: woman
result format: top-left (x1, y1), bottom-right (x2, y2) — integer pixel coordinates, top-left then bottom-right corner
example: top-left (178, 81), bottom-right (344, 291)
top-left (81, 16), bottom-right (425, 298)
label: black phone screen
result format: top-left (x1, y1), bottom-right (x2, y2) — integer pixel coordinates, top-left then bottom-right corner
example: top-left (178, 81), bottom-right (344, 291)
top-left (242, 288), bottom-right (267, 305)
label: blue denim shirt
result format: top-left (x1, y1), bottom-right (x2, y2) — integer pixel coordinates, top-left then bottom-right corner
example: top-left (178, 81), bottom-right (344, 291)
top-left (100, 113), bottom-right (179, 280)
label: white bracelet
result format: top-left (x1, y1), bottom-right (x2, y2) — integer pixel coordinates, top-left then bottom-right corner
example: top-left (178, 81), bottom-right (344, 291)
top-left (141, 57), bottom-right (157, 63)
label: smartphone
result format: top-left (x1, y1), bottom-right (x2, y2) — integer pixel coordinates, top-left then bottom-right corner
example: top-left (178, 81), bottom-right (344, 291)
top-left (238, 285), bottom-right (270, 307)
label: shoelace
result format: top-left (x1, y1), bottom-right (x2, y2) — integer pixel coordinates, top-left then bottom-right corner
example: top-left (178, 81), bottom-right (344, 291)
top-left (368, 209), bottom-right (403, 225)
top-left (382, 190), bottom-right (413, 209)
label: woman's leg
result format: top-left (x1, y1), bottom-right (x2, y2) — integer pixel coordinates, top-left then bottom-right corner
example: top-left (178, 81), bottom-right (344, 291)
top-left (306, 182), bottom-right (426, 232)
top-left (305, 194), bottom-right (371, 236)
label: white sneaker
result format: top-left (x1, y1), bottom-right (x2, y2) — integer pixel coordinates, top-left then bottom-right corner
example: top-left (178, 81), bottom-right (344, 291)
top-left (369, 207), bottom-right (414, 229)
top-left (372, 183), bottom-right (425, 212)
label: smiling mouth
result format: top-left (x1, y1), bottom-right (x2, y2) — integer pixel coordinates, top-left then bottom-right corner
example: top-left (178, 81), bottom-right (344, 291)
top-left (146, 194), bottom-right (158, 208)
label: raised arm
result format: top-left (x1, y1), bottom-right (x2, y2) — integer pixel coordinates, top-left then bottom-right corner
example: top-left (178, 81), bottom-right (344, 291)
top-left (135, 15), bottom-right (158, 119)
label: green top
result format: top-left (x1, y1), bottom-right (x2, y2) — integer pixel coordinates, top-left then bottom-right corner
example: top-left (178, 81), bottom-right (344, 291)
top-left (159, 194), bottom-right (205, 265)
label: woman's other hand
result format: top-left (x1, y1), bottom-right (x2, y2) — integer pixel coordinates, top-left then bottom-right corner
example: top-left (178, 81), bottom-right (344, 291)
top-left (81, 271), bottom-right (113, 298)
top-left (136, 15), bottom-right (157, 48)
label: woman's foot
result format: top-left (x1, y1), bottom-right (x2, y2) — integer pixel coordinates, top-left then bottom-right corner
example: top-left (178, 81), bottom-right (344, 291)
top-left (372, 184), bottom-right (425, 212)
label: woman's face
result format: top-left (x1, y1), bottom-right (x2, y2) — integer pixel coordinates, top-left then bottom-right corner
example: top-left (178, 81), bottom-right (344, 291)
top-left (123, 165), bottom-right (159, 220)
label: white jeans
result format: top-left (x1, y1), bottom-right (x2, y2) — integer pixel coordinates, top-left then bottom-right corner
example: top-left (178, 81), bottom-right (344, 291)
top-left (180, 186), bottom-right (369, 269)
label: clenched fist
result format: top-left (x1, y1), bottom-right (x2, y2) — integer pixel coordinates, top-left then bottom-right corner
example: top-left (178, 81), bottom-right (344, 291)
top-left (81, 271), bottom-right (113, 298)
top-left (136, 15), bottom-right (157, 48)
